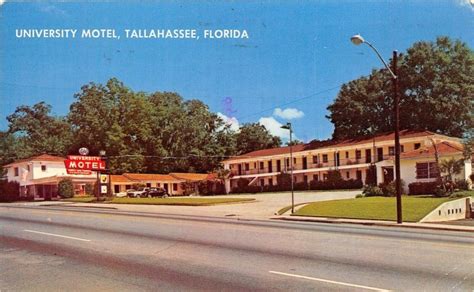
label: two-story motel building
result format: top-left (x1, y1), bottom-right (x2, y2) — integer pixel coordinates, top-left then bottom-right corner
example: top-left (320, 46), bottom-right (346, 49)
top-left (222, 130), bottom-right (472, 193)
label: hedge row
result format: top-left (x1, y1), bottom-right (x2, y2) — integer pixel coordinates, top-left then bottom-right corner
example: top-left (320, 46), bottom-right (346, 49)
top-left (231, 178), bottom-right (363, 194)
top-left (0, 180), bottom-right (22, 202)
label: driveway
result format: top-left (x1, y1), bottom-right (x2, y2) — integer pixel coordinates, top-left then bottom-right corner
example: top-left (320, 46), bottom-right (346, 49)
top-left (8, 190), bottom-right (360, 220)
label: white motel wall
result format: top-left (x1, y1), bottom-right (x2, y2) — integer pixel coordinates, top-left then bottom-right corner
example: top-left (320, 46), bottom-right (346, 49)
top-left (222, 130), bottom-right (473, 194)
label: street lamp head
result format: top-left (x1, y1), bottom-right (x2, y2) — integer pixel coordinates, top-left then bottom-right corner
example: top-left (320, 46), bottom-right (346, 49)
top-left (280, 122), bottom-right (292, 130)
top-left (350, 34), bottom-right (365, 45)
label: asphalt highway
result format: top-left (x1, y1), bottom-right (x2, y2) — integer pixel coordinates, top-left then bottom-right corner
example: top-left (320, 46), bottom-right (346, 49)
top-left (1, 205), bottom-right (473, 291)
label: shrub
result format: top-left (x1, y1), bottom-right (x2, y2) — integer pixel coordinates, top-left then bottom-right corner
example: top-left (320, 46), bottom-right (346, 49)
top-left (434, 185), bottom-right (448, 197)
top-left (309, 177), bottom-right (362, 191)
top-left (58, 179), bottom-right (74, 198)
top-left (0, 180), bottom-right (20, 202)
top-left (455, 179), bottom-right (471, 191)
top-left (470, 173), bottom-right (474, 182)
top-left (276, 173), bottom-right (291, 191)
top-left (294, 181), bottom-right (309, 191)
top-left (408, 182), bottom-right (438, 195)
top-left (378, 180), bottom-right (405, 197)
top-left (196, 180), bottom-right (226, 196)
top-left (245, 185), bottom-right (261, 193)
top-left (365, 165), bottom-right (377, 186)
top-left (84, 184), bottom-right (94, 196)
top-left (355, 194), bottom-right (364, 198)
top-left (363, 185), bottom-right (383, 197)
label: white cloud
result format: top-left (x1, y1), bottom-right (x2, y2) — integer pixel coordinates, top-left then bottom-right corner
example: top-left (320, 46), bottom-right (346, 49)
top-left (457, 0), bottom-right (474, 11)
top-left (273, 107), bottom-right (305, 120)
top-left (0, 0), bottom-right (5, 7)
top-left (217, 112), bottom-right (240, 132)
top-left (258, 116), bottom-right (297, 140)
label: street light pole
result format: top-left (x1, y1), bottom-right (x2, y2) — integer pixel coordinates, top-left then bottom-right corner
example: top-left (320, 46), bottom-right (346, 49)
top-left (281, 122), bottom-right (295, 214)
top-left (350, 34), bottom-right (402, 224)
top-left (393, 51), bottom-right (402, 224)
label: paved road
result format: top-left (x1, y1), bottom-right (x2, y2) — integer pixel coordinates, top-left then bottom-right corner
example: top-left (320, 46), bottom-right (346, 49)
top-left (1, 205), bottom-right (473, 291)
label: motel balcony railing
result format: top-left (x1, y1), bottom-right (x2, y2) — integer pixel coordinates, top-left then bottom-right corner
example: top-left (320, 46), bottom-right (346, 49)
top-left (229, 154), bottom-right (396, 176)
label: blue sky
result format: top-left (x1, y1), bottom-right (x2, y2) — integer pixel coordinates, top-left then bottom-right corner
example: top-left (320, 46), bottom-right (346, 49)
top-left (1, 1), bottom-right (473, 142)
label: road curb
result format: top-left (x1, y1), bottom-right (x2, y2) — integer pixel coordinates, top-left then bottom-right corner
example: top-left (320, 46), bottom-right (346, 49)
top-left (272, 216), bottom-right (474, 233)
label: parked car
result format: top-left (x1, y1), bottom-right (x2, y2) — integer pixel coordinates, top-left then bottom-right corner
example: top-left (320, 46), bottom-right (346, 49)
top-left (115, 191), bottom-right (127, 198)
top-left (126, 189), bottom-right (136, 198)
top-left (127, 188), bottom-right (150, 198)
top-left (147, 187), bottom-right (169, 198)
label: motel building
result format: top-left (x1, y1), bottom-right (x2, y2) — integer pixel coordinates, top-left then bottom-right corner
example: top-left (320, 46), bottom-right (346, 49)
top-left (3, 154), bottom-right (97, 200)
top-left (110, 173), bottom-right (210, 196)
top-left (222, 130), bottom-right (473, 193)
top-left (2, 153), bottom-right (213, 199)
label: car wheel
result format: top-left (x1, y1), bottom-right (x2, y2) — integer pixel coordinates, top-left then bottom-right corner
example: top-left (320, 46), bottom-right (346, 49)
top-left (163, 194), bottom-right (169, 198)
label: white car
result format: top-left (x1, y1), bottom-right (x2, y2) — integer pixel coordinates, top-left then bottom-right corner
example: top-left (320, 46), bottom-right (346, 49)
top-left (115, 191), bottom-right (127, 198)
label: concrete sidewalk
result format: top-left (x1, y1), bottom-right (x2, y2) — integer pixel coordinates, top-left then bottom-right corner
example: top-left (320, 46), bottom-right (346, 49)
top-left (274, 215), bottom-right (474, 233)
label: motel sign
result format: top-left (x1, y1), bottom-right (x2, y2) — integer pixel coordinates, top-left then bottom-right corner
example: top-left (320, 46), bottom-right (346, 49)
top-left (64, 155), bottom-right (106, 174)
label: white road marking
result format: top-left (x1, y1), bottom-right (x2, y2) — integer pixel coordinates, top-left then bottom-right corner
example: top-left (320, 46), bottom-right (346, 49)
top-left (269, 271), bottom-right (390, 291)
top-left (23, 229), bottom-right (91, 242)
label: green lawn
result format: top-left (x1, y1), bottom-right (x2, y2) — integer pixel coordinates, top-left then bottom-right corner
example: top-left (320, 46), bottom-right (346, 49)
top-left (63, 196), bottom-right (95, 203)
top-left (293, 196), bottom-right (454, 222)
top-left (109, 197), bottom-right (255, 206)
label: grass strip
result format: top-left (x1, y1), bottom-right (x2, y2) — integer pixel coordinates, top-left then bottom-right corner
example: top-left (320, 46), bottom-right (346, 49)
top-left (109, 197), bottom-right (255, 206)
top-left (293, 196), bottom-right (453, 222)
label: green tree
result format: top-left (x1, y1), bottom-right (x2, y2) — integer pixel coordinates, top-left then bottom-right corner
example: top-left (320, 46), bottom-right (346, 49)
top-left (7, 102), bottom-right (73, 156)
top-left (0, 131), bottom-right (32, 167)
top-left (69, 78), bottom-right (149, 173)
top-left (439, 158), bottom-right (464, 183)
top-left (235, 123), bottom-right (281, 154)
top-left (328, 36), bottom-right (474, 140)
top-left (58, 178), bottom-right (74, 198)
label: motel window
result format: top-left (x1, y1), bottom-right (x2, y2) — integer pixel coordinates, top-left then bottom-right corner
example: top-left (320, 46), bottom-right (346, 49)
top-left (14, 167), bottom-right (19, 176)
top-left (389, 146), bottom-right (395, 156)
top-left (146, 183), bottom-right (151, 187)
top-left (156, 183), bottom-right (161, 187)
top-left (355, 150), bottom-right (362, 160)
top-left (286, 158), bottom-right (290, 168)
top-left (312, 156), bottom-right (318, 164)
top-left (401, 145), bottom-right (405, 153)
top-left (259, 161), bottom-right (264, 169)
top-left (245, 163), bottom-right (249, 171)
top-left (254, 162), bottom-right (257, 169)
top-left (345, 151), bottom-right (349, 159)
top-left (346, 171), bottom-right (350, 179)
top-left (41, 165), bottom-right (47, 171)
top-left (173, 183), bottom-right (178, 191)
top-left (414, 143), bottom-right (421, 150)
top-left (293, 157), bottom-right (297, 164)
top-left (322, 154), bottom-right (328, 163)
top-left (416, 162), bottom-right (439, 179)
top-left (313, 174), bottom-right (319, 181)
